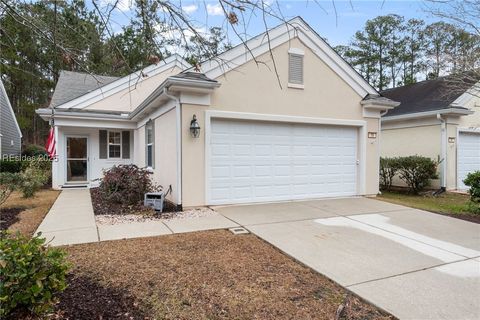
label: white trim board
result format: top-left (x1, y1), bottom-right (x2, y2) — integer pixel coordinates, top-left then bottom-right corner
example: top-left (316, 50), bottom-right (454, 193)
top-left (204, 110), bottom-right (367, 205)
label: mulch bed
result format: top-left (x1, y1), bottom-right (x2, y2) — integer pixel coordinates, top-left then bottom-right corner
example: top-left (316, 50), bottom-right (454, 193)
top-left (90, 187), bottom-right (154, 216)
top-left (55, 230), bottom-right (394, 320)
top-left (0, 207), bottom-right (26, 232)
top-left (1, 190), bottom-right (60, 236)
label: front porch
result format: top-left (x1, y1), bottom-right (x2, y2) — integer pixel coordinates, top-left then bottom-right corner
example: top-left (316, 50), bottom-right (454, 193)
top-left (52, 126), bottom-right (135, 189)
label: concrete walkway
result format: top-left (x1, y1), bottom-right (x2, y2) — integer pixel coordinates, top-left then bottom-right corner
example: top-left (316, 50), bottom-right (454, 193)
top-left (216, 198), bottom-right (480, 320)
top-left (36, 189), bottom-right (98, 246)
top-left (37, 189), bottom-right (238, 246)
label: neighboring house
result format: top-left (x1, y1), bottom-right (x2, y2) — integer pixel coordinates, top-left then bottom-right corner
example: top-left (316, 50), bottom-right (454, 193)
top-left (0, 79), bottom-right (22, 157)
top-left (36, 17), bottom-right (398, 208)
top-left (381, 75), bottom-right (480, 191)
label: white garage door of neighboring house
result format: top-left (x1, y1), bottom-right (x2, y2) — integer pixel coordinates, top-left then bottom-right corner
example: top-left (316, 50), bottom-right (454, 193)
top-left (208, 119), bottom-right (358, 205)
top-left (457, 131), bottom-right (480, 190)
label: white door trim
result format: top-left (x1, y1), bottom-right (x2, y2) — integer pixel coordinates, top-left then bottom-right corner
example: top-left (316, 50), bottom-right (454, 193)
top-left (64, 135), bottom-right (89, 185)
top-left (204, 110), bottom-right (367, 205)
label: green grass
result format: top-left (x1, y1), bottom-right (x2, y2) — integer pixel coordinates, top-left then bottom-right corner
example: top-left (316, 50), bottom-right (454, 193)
top-left (377, 191), bottom-right (479, 216)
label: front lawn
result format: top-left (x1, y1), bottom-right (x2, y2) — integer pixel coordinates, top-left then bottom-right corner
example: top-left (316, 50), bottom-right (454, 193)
top-left (52, 231), bottom-right (394, 320)
top-left (377, 191), bottom-right (479, 223)
top-left (0, 189), bottom-right (60, 236)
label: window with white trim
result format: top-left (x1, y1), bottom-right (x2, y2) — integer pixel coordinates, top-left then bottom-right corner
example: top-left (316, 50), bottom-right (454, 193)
top-left (146, 122), bottom-right (154, 167)
top-left (108, 131), bottom-right (121, 158)
top-left (288, 49), bottom-right (304, 86)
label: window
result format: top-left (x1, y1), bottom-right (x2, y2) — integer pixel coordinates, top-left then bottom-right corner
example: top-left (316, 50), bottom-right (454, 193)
top-left (288, 48), bottom-right (304, 87)
top-left (146, 122), bottom-right (154, 167)
top-left (108, 131), bottom-right (121, 158)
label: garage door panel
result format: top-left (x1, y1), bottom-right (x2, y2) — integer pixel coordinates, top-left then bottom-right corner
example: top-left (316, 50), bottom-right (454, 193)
top-left (457, 132), bottom-right (480, 190)
top-left (209, 119), bottom-right (358, 204)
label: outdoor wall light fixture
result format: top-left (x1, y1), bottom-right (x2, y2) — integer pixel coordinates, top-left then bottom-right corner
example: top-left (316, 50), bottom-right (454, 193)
top-left (190, 114), bottom-right (201, 138)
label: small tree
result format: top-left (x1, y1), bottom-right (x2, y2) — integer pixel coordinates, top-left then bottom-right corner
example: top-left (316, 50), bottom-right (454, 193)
top-left (397, 156), bottom-right (438, 194)
top-left (379, 157), bottom-right (400, 190)
top-left (0, 172), bottom-right (21, 205)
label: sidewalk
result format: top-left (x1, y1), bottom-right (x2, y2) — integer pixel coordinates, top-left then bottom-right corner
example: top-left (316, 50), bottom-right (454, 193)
top-left (36, 189), bottom-right (99, 246)
top-left (37, 189), bottom-right (238, 246)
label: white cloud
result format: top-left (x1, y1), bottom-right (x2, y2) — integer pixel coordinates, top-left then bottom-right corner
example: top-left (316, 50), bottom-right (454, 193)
top-left (182, 4), bottom-right (198, 15)
top-left (206, 4), bottom-right (223, 16)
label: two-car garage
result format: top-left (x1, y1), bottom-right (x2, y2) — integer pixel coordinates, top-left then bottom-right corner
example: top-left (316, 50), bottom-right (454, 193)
top-left (207, 117), bottom-right (361, 205)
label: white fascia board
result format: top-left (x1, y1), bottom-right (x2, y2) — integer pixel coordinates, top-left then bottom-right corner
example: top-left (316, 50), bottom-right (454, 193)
top-left (0, 80), bottom-right (23, 138)
top-left (382, 108), bottom-right (474, 122)
top-left (199, 17), bottom-right (377, 97)
top-left (450, 81), bottom-right (480, 107)
top-left (54, 55), bottom-right (191, 110)
top-left (54, 117), bottom-right (136, 129)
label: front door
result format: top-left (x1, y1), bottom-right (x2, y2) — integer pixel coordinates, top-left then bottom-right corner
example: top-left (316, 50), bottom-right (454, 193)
top-left (66, 136), bottom-right (88, 183)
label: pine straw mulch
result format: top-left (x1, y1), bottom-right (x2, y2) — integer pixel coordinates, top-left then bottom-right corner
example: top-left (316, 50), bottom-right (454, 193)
top-left (52, 230), bottom-right (395, 320)
top-left (0, 189), bottom-right (60, 236)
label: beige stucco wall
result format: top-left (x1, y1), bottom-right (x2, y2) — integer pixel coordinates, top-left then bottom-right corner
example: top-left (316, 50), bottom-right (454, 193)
top-left (381, 125), bottom-right (441, 160)
top-left (181, 37), bottom-right (382, 206)
top-left (84, 66), bottom-right (182, 113)
top-left (134, 109), bottom-right (179, 204)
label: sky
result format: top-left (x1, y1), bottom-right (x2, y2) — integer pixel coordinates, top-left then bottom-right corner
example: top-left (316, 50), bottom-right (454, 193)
top-left (101, 0), bottom-right (452, 47)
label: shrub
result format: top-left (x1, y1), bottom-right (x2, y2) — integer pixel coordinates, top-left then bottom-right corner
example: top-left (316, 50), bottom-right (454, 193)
top-left (0, 172), bottom-right (21, 205)
top-left (464, 171), bottom-right (480, 203)
top-left (0, 160), bottom-right (27, 173)
top-left (100, 164), bottom-right (158, 205)
top-left (18, 161), bottom-right (49, 198)
top-left (22, 144), bottom-right (47, 157)
top-left (397, 156), bottom-right (438, 194)
top-left (0, 232), bottom-right (69, 317)
top-left (379, 157), bottom-right (400, 190)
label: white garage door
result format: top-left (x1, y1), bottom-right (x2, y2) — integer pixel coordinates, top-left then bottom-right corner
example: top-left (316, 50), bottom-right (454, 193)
top-left (457, 131), bottom-right (480, 190)
top-left (208, 119), bottom-right (358, 205)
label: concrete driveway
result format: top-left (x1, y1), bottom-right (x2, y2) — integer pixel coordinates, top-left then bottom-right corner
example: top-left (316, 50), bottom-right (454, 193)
top-left (216, 197), bottom-right (480, 320)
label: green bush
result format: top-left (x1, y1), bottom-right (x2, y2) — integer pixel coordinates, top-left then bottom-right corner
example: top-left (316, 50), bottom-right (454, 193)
top-left (380, 157), bottom-right (400, 190)
top-left (0, 172), bottom-right (21, 205)
top-left (0, 160), bottom-right (27, 173)
top-left (396, 156), bottom-right (438, 194)
top-left (0, 232), bottom-right (69, 317)
top-left (22, 144), bottom-right (47, 157)
top-left (18, 161), bottom-right (49, 198)
top-left (464, 171), bottom-right (480, 203)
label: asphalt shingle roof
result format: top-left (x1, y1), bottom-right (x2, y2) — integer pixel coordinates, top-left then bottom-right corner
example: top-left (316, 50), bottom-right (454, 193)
top-left (170, 71), bottom-right (217, 83)
top-left (50, 70), bottom-right (119, 107)
top-left (381, 74), bottom-right (479, 117)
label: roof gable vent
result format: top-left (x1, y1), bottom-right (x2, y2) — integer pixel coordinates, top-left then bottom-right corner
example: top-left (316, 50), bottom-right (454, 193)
top-left (288, 48), bottom-right (304, 87)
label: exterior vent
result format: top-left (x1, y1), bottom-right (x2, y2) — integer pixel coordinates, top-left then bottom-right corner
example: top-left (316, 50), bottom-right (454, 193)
top-left (288, 53), bottom-right (304, 85)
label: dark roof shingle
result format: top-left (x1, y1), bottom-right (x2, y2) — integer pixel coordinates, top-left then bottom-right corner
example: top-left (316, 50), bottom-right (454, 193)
top-left (381, 74), bottom-right (479, 117)
top-left (50, 71), bottom-right (119, 107)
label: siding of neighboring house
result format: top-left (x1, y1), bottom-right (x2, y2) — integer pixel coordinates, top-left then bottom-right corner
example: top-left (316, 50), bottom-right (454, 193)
top-left (0, 80), bottom-right (22, 157)
top-left (181, 37), bottom-right (381, 206)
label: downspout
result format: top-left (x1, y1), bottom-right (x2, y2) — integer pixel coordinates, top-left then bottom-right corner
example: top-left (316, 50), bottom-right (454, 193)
top-left (436, 113), bottom-right (447, 193)
top-left (163, 88), bottom-right (182, 209)
top-left (378, 109), bottom-right (389, 195)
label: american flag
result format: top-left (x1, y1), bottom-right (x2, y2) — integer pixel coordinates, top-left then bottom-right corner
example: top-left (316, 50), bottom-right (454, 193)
top-left (45, 127), bottom-right (56, 159)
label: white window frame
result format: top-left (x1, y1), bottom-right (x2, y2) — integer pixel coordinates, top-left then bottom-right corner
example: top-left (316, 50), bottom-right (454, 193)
top-left (146, 122), bottom-right (154, 168)
top-left (108, 130), bottom-right (122, 159)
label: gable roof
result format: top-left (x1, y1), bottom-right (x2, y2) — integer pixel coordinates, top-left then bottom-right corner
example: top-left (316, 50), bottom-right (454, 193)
top-left (195, 16), bottom-right (379, 98)
top-left (52, 54), bottom-right (192, 110)
top-left (0, 79), bottom-right (22, 138)
top-left (50, 71), bottom-right (119, 108)
top-left (381, 74), bottom-right (480, 118)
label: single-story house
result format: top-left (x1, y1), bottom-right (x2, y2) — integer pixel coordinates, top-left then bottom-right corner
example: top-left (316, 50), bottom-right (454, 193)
top-left (0, 79), bottom-right (22, 157)
top-left (37, 17), bottom-right (398, 208)
top-left (381, 75), bottom-right (480, 190)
